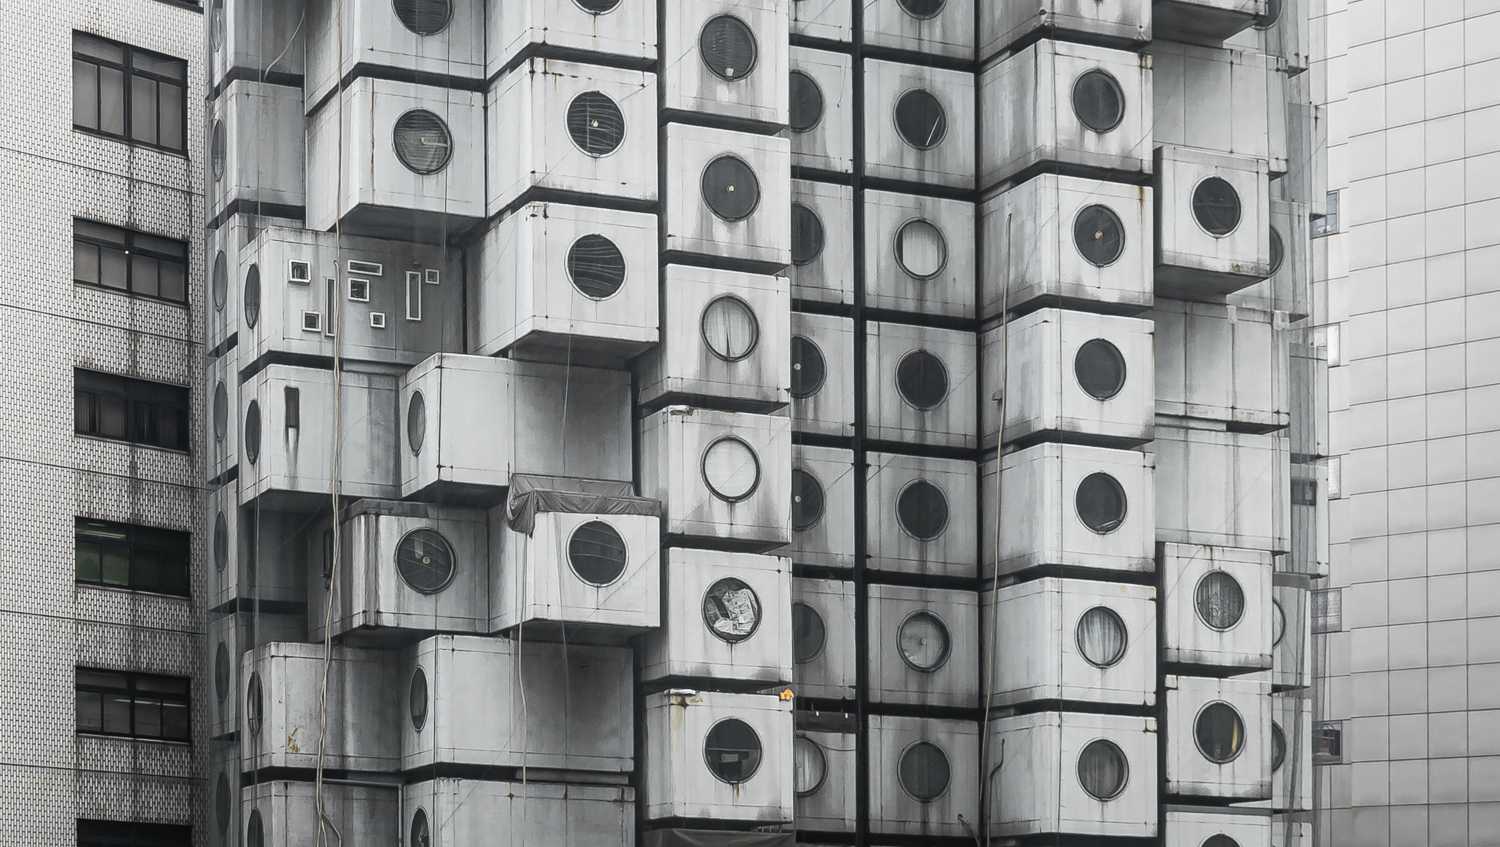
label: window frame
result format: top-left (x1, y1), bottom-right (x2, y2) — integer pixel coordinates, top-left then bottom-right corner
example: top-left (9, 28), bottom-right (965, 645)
top-left (73, 32), bottom-right (188, 154)
top-left (74, 369), bottom-right (192, 453)
top-left (78, 820), bottom-right (193, 847)
top-left (75, 517), bottom-right (191, 597)
top-left (75, 668), bottom-right (192, 743)
top-left (73, 219), bottom-right (189, 305)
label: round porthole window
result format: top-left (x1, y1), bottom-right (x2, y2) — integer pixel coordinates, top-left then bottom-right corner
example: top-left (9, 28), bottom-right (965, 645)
top-left (1272, 600), bottom-right (1287, 646)
top-left (1192, 177), bottom-right (1242, 236)
top-left (1077, 738), bottom-right (1129, 800)
top-left (1075, 338), bottom-right (1128, 401)
top-left (895, 219), bottom-right (947, 279)
top-left (246, 809), bottom-right (264, 847)
top-left (246, 672), bottom-right (263, 737)
top-left (897, 0), bottom-right (946, 17)
top-left (703, 437), bottom-right (760, 502)
top-left (215, 641), bottom-right (231, 703)
top-left (1074, 205), bottom-right (1126, 267)
top-left (1272, 721), bottom-right (1287, 771)
top-left (568, 520), bottom-right (628, 586)
top-left (702, 156), bottom-right (761, 222)
top-left (396, 529), bottom-right (456, 594)
top-left (898, 611), bottom-right (951, 672)
top-left (1203, 837), bottom-right (1242, 847)
top-left (1196, 571), bottom-right (1246, 631)
top-left (407, 391), bottom-right (426, 455)
top-left (790, 335), bottom-right (826, 399)
top-left (212, 250), bottom-right (227, 311)
top-left (1076, 606), bottom-right (1128, 669)
top-left (575, 0), bottom-right (620, 12)
top-left (393, 110), bottom-right (453, 175)
top-left (899, 741), bottom-right (951, 802)
top-left (243, 264), bottom-right (261, 329)
top-left (790, 71), bottom-right (824, 133)
top-left (243, 401), bottom-right (261, 465)
top-left (792, 468), bottom-right (826, 532)
top-left (894, 89), bottom-right (947, 150)
top-left (1075, 472), bottom-right (1127, 534)
top-left (702, 296), bottom-right (759, 361)
top-left (567, 234), bottom-right (626, 299)
top-left (214, 511), bottom-right (228, 572)
top-left (1195, 702), bottom-right (1246, 764)
top-left (794, 735), bottom-right (828, 795)
top-left (211, 0), bottom-right (225, 51)
top-left (410, 809), bottom-right (431, 847)
top-left (792, 601), bottom-right (826, 664)
top-left (897, 479), bottom-right (948, 542)
top-left (791, 202), bottom-right (825, 266)
top-left (700, 15), bottom-right (758, 81)
top-left (1268, 226), bottom-right (1285, 276)
top-left (566, 91), bottom-right (626, 157)
top-left (215, 772), bottom-right (231, 834)
top-left (409, 667), bottom-right (428, 731)
top-left (393, 0), bottom-right (452, 35)
top-left (213, 382), bottom-right (228, 442)
top-left (1072, 70), bottom-right (1126, 132)
top-left (704, 718), bottom-right (763, 783)
top-left (212, 120), bottom-right (225, 182)
top-left (703, 577), bottom-right (761, 643)
top-left (896, 349), bottom-right (949, 411)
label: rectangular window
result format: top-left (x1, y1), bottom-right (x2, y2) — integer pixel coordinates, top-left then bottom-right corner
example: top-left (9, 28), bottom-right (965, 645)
top-left (75, 369), bottom-right (190, 452)
top-left (1311, 588), bottom-right (1343, 633)
top-left (76, 669), bottom-right (190, 742)
top-left (75, 518), bottom-right (190, 597)
top-left (1312, 191), bottom-right (1340, 237)
top-left (74, 220), bottom-right (187, 304)
top-left (1313, 722), bottom-right (1343, 764)
top-left (325, 278), bottom-right (339, 337)
top-left (73, 32), bottom-right (186, 153)
top-left (78, 820), bottom-right (193, 847)
top-left (406, 271), bottom-right (423, 321)
top-left (348, 278), bottom-right (370, 302)
top-left (284, 387), bottom-right (300, 430)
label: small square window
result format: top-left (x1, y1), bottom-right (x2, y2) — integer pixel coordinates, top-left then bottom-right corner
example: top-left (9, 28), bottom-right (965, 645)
top-left (301, 311), bottom-right (321, 332)
top-left (425, 268), bottom-right (440, 285)
top-left (1313, 722), bottom-right (1342, 764)
top-left (288, 260), bottom-right (311, 284)
top-left (348, 278), bottom-right (370, 302)
top-left (1312, 588), bottom-right (1342, 633)
top-left (370, 312), bottom-right (387, 329)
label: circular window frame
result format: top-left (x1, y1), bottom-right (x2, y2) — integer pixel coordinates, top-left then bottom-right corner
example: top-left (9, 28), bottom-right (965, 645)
top-left (214, 510), bottom-right (229, 572)
top-left (392, 0), bottom-right (453, 36)
top-left (409, 808), bottom-right (431, 847)
top-left (1071, 69), bottom-right (1127, 133)
top-left (395, 528), bottom-right (457, 595)
top-left (1191, 176), bottom-right (1243, 238)
top-left (392, 109), bottom-right (454, 176)
top-left (789, 70), bottom-right (825, 134)
top-left (897, 610), bottom-right (952, 673)
top-left (700, 155), bottom-right (762, 223)
top-left (246, 809), bottom-right (264, 847)
top-left (1073, 338), bottom-right (1129, 402)
top-left (212, 120), bottom-right (225, 182)
top-left (215, 641), bottom-right (231, 703)
top-left (213, 381), bottom-right (229, 442)
top-left (703, 717), bottom-right (764, 784)
top-left (1272, 599), bottom-right (1287, 646)
top-left (894, 348), bottom-right (950, 412)
top-left (892, 88), bottom-right (948, 151)
top-left (898, 740), bottom-right (952, 803)
top-left (790, 334), bottom-right (827, 400)
top-left (1074, 471), bottom-right (1128, 535)
top-left (1271, 721), bottom-right (1287, 771)
top-left (791, 202), bottom-right (826, 267)
top-left (407, 390), bottom-right (427, 455)
top-left (1076, 737), bottom-right (1131, 801)
top-left (215, 771), bottom-right (231, 834)
top-left (791, 467), bottom-right (827, 533)
top-left (896, 0), bottom-right (947, 19)
top-left (243, 263), bottom-right (261, 329)
top-left (702, 577), bottom-right (763, 644)
top-left (212, 250), bottom-right (227, 312)
top-left (893, 218), bottom-right (949, 280)
top-left (1268, 226), bottom-right (1285, 277)
top-left (409, 666), bottom-right (429, 731)
top-left (243, 400), bottom-right (261, 466)
top-left (1072, 204), bottom-right (1127, 268)
top-left (564, 90), bottom-right (627, 158)
top-left (701, 436), bottom-right (762, 503)
top-left (246, 672), bottom-right (263, 737)
top-left (1194, 570), bottom-right (1247, 632)
top-left (567, 520), bottom-right (630, 587)
top-left (1194, 701), bottom-right (1248, 765)
top-left (1075, 606), bottom-right (1129, 669)
top-left (698, 15), bottom-right (759, 82)
top-left (565, 233), bottom-right (627, 301)
top-left (793, 734), bottom-right (829, 796)
top-left (573, 0), bottom-right (621, 13)
top-left (895, 478), bottom-right (950, 542)
top-left (791, 600), bottom-right (827, 664)
top-left (700, 295), bottom-right (760, 363)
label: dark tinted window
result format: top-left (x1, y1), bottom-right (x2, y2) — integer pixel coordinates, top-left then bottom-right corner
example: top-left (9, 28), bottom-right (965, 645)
top-left (566, 91), bottom-right (626, 156)
top-left (393, 0), bottom-right (452, 35)
top-left (894, 89), bottom-right (946, 150)
top-left (899, 741), bottom-right (950, 801)
top-left (897, 0), bottom-right (947, 16)
top-left (73, 32), bottom-right (186, 153)
top-left (74, 220), bottom-right (187, 304)
top-left (1073, 205), bottom-right (1125, 267)
top-left (791, 202), bottom-right (825, 266)
top-left (76, 668), bottom-right (190, 742)
top-left (1268, 226), bottom-right (1285, 276)
top-left (700, 16), bottom-right (758, 81)
top-left (704, 718), bottom-right (762, 782)
top-left (396, 529), bottom-right (456, 594)
top-left (393, 110), bottom-right (453, 175)
top-left (789, 71), bottom-right (824, 133)
top-left (1075, 472), bottom-right (1127, 533)
top-left (895, 350), bottom-right (948, 410)
top-left (790, 335), bottom-right (826, 399)
top-left (791, 602), bottom-right (826, 663)
top-left (76, 518), bottom-right (190, 597)
top-left (1074, 339), bottom-right (1128, 400)
top-left (1193, 177), bottom-right (1242, 236)
top-left (568, 521), bottom-right (629, 585)
top-left (75, 369), bottom-right (189, 452)
top-left (702, 156), bottom-right (761, 222)
top-left (897, 480), bottom-right (948, 541)
top-left (791, 468), bottom-right (825, 532)
top-left (78, 820), bottom-right (193, 847)
top-left (1077, 739), bottom-right (1129, 800)
top-left (1072, 70), bottom-right (1125, 132)
top-left (1196, 702), bottom-right (1246, 763)
top-left (567, 234), bottom-right (627, 299)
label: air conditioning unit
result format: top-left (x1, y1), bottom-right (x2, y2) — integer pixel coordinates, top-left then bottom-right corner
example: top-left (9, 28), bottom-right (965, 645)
top-left (1160, 542), bottom-right (1273, 672)
top-left (864, 0), bottom-right (974, 58)
top-left (638, 406), bottom-right (792, 551)
top-left (983, 578), bottom-right (1156, 708)
top-left (792, 578), bottom-right (855, 701)
top-left (794, 726), bottom-right (856, 831)
top-left (987, 712), bottom-right (1158, 839)
top-left (868, 585), bottom-right (978, 708)
top-left (241, 642), bottom-right (400, 772)
top-left (401, 635), bottom-right (633, 773)
top-left (488, 0), bottom-right (656, 77)
top-left (304, 0), bottom-right (484, 110)
top-left (1164, 811), bottom-right (1271, 847)
top-left (637, 265), bottom-right (791, 412)
top-left (791, 0), bottom-right (850, 41)
top-left (664, 124), bottom-right (792, 269)
top-left (241, 781), bottom-right (398, 847)
top-left (868, 715), bottom-right (979, 838)
top-left (307, 500), bottom-right (489, 642)
top-left (1165, 673), bottom-right (1272, 800)
top-left (1154, 0), bottom-right (1267, 43)
top-left (208, 742), bottom-right (240, 847)
top-left (207, 0), bottom-right (305, 90)
top-left (400, 354), bottom-right (632, 500)
top-left (237, 226), bottom-right (464, 368)
top-left (790, 313), bottom-right (855, 438)
top-left (643, 689), bottom-right (794, 823)
top-left (207, 611), bottom-right (302, 740)
top-left (661, 0), bottom-right (789, 127)
top-left (208, 351), bottom-right (239, 483)
top-left (982, 443), bottom-right (1155, 578)
top-left (863, 60), bottom-right (975, 190)
top-left (866, 321), bottom-right (978, 449)
top-left (491, 477), bottom-right (661, 636)
top-left (1269, 692), bottom-right (1312, 811)
top-left (488, 59), bottom-right (657, 214)
top-left (207, 214), bottom-right (301, 354)
top-left (1272, 574), bottom-right (1311, 690)
top-left (1154, 301), bottom-right (1288, 430)
top-left (980, 40), bottom-right (1153, 188)
top-left (1272, 814), bottom-right (1311, 847)
top-left (305, 78), bottom-right (485, 241)
top-left (864, 190), bottom-right (976, 318)
top-left (866, 453), bottom-right (977, 579)
top-left (1153, 425), bottom-right (1291, 553)
top-left (207, 487), bottom-right (306, 611)
top-left (978, 174), bottom-right (1154, 318)
top-left (208, 80), bottom-right (304, 225)
top-left (642, 549), bottom-right (792, 686)
top-left (980, 309), bottom-right (1155, 449)
top-left (788, 48), bottom-right (853, 173)
top-left (1228, 0), bottom-right (1309, 72)
top-left (1153, 43), bottom-right (1275, 164)
top-left (790, 445), bottom-right (855, 569)
top-left (239, 365), bottom-right (400, 509)
top-left (1155, 145), bottom-right (1272, 298)
top-left (401, 779), bottom-right (633, 847)
top-left (1229, 198), bottom-right (1310, 320)
top-left (980, 0), bottom-right (1149, 62)
top-left (789, 180), bottom-right (854, 305)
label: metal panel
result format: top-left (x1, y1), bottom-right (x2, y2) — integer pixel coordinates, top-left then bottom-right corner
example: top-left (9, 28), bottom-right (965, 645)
top-left (1154, 145), bottom-right (1273, 298)
top-left (642, 690), bottom-right (794, 823)
top-left (792, 578), bottom-right (855, 701)
top-left (241, 781), bottom-right (398, 847)
top-left (789, 180), bottom-right (854, 305)
top-left (1276, 98), bottom-right (1326, 218)
top-left (1272, 575), bottom-right (1312, 689)
top-left (1286, 460), bottom-right (1329, 577)
top-left (793, 728), bottom-right (855, 830)
top-left (207, 213), bottom-right (303, 354)
top-left (1153, 300), bottom-right (1289, 430)
top-left (980, 0), bottom-right (1150, 61)
top-left (863, 190), bottom-right (976, 318)
top-left (790, 313), bottom-right (855, 438)
top-left (207, 486), bottom-right (308, 610)
top-left (488, 0), bottom-right (656, 77)
top-left (987, 712), bottom-right (1158, 838)
top-left (403, 779), bottom-right (635, 847)
top-left (1229, 198), bottom-right (1311, 319)
top-left (787, 48), bottom-right (853, 174)
top-left (1153, 0), bottom-right (1267, 44)
top-left (790, 445), bottom-right (855, 569)
top-left (790, 0), bottom-right (851, 41)
top-left (304, 0), bottom-right (486, 110)
top-left (487, 59), bottom-right (658, 213)
top-left (867, 585), bottom-right (978, 708)
top-left (866, 453), bottom-right (978, 579)
top-left (1165, 810), bottom-right (1272, 847)
top-left (981, 309), bottom-right (1156, 448)
top-left (663, 124), bottom-right (793, 268)
top-left (1271, 815), bottom-right (1311, 847)
top-left (862, 60), bottom-right (975, 190)
top-left (1152, 426), bottom-right (1291, 552)
top-left (868, 715), bottom-right (979, 837)
top-left (661, 0), bottom-right (790, 127)
top-left (1152, 43), bottom-right (1276, 164)
top-left (1226, 0), bottom-right (1309, 72)
top-left (1160, 542), bottom-right (1274, 671)
top-left (471, 202), bottom-right (659, 365)
top-left (863, 0), bottom-right (974, 58)
top-left (641, 549), bottom-right (793, 685)
top-left (865, 321), bottom-right (978, 449)
top-left (980, 40), bottom-right (1154, 188)
top-left (1269, 692), bottom-right (1312, 811)
top-left (208, 0), bottom-right (307, 89)
top-left (1165, 673), bottom-right (1272, 800)
top-left (208, 80), bottom-right (305, 223)
top-left (207, 610), bottom-right (303, 740)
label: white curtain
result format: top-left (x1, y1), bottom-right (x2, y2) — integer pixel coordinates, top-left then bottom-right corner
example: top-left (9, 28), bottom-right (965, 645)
top-left (702, 298), bottom-right (757, 360)
top-left (1196, 572), bottom-right (1245, 629)
top-left (794, 736), bottom-right (826, 794)
top-left (898, 220), bottom-right (946, 278)
top-left (1077, 740), bottom-right (1127, 800)
top-left (1077, 607), bottom-right (1127, 668)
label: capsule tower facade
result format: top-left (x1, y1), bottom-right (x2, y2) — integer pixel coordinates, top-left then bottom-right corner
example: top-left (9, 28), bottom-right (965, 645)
top-left (203, 0), bottom-right (1324, 845)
